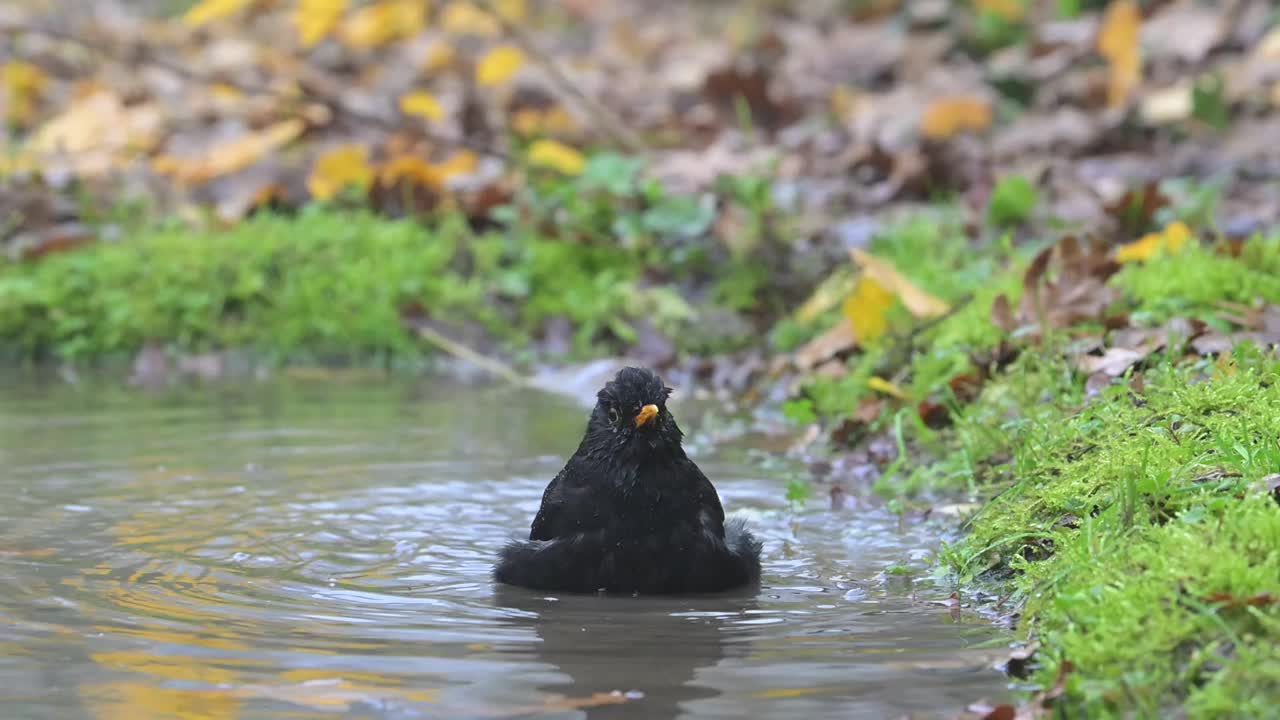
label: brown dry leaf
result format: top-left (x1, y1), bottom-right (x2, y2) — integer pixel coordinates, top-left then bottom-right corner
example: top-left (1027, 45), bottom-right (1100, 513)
top-left (307, 144), bottom-right (374, 200)
top-left (294, 0), bottom-right (348, 48)
top-left (1097, 0), bottom-right (1142, 109)
top-left (794, 321), bottom-right (857, 371)
top-left (844, 277), bottom-right (896, 343)
top-left (153, 119), bottom-right (305, 185)
top-left (993, 236), bottom-right (1120, 339)
top-left (920, 97), bottom-right (992, 140)
top-left (851, 248), bottom-right (949, 318)
top-left (1076, 347), bottom-right (1144, 377)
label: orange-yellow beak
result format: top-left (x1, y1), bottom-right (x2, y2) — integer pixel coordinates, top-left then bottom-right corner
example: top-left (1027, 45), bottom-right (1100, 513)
top-left (634, 404), bottom-right (659, 428)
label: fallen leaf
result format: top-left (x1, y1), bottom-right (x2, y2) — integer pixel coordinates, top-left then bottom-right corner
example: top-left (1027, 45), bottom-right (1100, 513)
top-left (440, 1), bottom-right (501, 36)
top-left (851, 249), bottom-right (950, 318)
top-left (307, 144), bottom-right (374, 200)
top-left (294, 0), bottom-right (348, 48)
top-left (844, 277), bottom-right (896, 343)
top-left (338, 0), bottom-right (427, 49)
top-left (184, 0), bottom-right (254, 27)
top-left (920, 97), bottom-right (992, 140)
top-left (33, 91), bottom-right (163, 177)
top-left (1098, 0), bottom-right (1143, 108)
top-left (2, 61), bottom-right (48, 127)
top-left (399, 91), bottom-right (445, 122)
top-left (477, 45), bottom-right (525, 87)
top-left (994, 236), bottom-right (1121, 339)
top-left (1204, 592), bottom-right (1277, 608)
top-left (1114, 221), bottom-right (1194, 263)
top-left (154, 119), bottom-right (305, 185)
top-left (1077, 347), bottom-right (1144, 377)
top-left (527, 139), bottom-right (585, 175)
top-left (794, 320), bottom-right (857, 371)
top-left (867, 376), bottom-right (908, 400)
top-left (379, 156), bottom-right (445, 190)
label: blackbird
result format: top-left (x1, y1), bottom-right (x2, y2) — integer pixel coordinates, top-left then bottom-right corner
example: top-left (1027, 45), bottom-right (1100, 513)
top-left (494, 367), bottom-right (762, 594)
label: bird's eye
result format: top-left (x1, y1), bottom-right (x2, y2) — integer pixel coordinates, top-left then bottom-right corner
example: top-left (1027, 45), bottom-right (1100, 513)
top-left (607, 406), bottom-right (620, 425)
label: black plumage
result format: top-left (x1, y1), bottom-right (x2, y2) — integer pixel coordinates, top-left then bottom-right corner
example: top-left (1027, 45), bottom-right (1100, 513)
top-left (494, 367), bottom-right (762, 594)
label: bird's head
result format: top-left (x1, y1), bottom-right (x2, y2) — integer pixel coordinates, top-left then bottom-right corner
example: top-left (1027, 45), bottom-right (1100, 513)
top-left (583, 366), bottom-right (683, 461)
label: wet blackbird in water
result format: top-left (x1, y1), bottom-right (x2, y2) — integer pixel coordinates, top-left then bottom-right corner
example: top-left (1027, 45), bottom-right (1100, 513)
top-left (494, 367), bottom-right (762, 594)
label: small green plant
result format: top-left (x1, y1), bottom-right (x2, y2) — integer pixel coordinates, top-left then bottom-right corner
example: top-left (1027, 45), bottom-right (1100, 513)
top-left (987, 175), bottom-right (1039, 227)
top-left (785, 477), bottom-right (813, 508)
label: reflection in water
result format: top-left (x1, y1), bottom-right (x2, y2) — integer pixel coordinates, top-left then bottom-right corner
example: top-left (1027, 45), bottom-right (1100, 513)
top-left (0, 374), bottom-right (1011, 719)
top-left (494, 587), bottom-right (757, 718)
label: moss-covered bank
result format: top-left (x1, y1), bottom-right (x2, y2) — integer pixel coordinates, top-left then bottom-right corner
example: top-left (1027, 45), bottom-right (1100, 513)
top-left (0, 206), bottom-right (762, 364)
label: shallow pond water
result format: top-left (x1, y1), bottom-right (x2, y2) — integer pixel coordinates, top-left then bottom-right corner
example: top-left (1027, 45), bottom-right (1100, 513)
top-left (0, 373), bottom-right (1010, 719)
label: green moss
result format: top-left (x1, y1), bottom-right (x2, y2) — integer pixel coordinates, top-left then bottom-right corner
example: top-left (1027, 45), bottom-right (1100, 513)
top-left (1116, 239), bottom-right (1280, 323)
top-left (0, 207), bottom-right (711, 362)
top-left (945, 346), bottom-right (1280, 716)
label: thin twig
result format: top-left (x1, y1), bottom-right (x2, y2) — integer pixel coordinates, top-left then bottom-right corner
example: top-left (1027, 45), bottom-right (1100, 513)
top-left (413, 324), bottom-right (529, 386)
top-left (0, 21), bottom-right (512, 160)
top-left (471, 0), bottom-right (646, 153)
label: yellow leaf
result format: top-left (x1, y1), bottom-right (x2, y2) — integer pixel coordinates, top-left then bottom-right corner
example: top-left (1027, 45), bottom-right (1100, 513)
top-left (294, 0), bottom-right (348, 47)
top-left (1114, 221), bottom-right (1194, 263)
top-left (2, 61), bottom-right (48, 126)
top-left (434, 150), bottom-right (478, 181)
top-left (307, 144), bottom-right (374, 200)
top-left (843, 277), bottom-right (895, 344)
top-left (850, 249), bottom-right (950, 318)
top-left (399, 91), bottom-right (445, 122)
top-left (974, 0), bottom-right (1025, 22)
top-left (1098, 0), bottom-right (1142, 109)
top-left (476, 45), bottom-right (524, 87)
top-left (183, 0), bottom-right (254, 27)
top-left (495, 0), bottom-right (527, 22)
top-left (867, 377), bottom-right (909, 400)
top-left (440, 1), bottom-right (499, 36)
top-left (338, 0), bottom-right (427, 49)
top-left (422, 44), bottom-right (456, 74)
top-left (527, 139), bottom-right (585, 175)
top-left (920, 97), bottom-right (992, 140)
top-left (33, 91), bottom-right (163, 177)
top-left (379, 156), bottom-right (444, 189)
top-left (510, 106), bottom-right (577, 136)
top-left (153, 119), bottom-right (305, 185)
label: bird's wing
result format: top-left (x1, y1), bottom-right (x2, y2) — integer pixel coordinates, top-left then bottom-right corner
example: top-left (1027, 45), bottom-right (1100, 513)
top-left (682, 458), bottom-right (727, 531)
top-left (528, 467), bottom-right (565, 541)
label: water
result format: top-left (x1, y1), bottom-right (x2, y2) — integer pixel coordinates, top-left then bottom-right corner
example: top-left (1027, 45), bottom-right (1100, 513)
top-left (0, 373), bottom-right (1010, 719)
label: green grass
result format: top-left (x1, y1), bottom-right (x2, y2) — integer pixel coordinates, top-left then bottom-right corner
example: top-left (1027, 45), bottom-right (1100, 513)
top-left (940, 346), bottom-right (1280, 716)
top-left (0, 206), bottom-right (716, 363)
